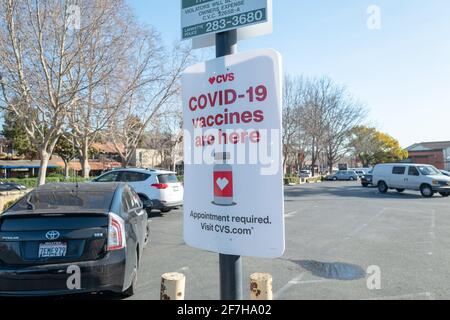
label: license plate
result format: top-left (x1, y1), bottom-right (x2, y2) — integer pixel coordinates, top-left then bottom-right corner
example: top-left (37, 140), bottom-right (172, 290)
top-left (38, 242), bottom-right (67, 258)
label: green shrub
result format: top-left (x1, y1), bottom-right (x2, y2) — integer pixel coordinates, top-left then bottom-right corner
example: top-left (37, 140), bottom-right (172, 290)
top-left (306, 176), bottom-right (323, 183)
top-left (1, 178), bottom-right (38, 188)
top-left (284, 176), bottom-right (300, 185)
top-left (0, 177), bottom-right (92, 188)
top-left (3, 199), bottom-right (18, 212)
top-left (46, 172), bottom-right (64, 178)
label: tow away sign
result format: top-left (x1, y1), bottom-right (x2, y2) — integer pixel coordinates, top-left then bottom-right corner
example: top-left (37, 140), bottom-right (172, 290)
top-left (182, 49), bottom-right (285, 258)
top-left (181, 0), bottom-right (269, 40)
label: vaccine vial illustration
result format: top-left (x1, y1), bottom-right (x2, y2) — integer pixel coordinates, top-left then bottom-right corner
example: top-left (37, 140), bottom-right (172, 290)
top-left (212, 152), bottom-right (236, 206)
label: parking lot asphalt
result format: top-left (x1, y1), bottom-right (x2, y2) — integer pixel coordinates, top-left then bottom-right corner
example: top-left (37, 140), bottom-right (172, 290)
top-left (126, 181), bottom-right (450, 300)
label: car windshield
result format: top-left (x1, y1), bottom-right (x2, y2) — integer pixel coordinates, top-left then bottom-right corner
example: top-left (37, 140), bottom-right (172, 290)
top-left (10, 190), bottom-right (114, 211)
top-left (417, 166), bottom-right (442, 176)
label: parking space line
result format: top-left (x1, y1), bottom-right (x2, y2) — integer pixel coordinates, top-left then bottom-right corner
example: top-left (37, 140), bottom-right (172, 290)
top-left (177, 266), bottom-right (189, 272)
top-left (364, 292), bottom-right (433, 300)
top-left (346, 208), bottom-right (387, 239)
top-left (383, 207), bottom-right (430, 214)
top-left (293, 279), bottom-right (330, 285)
top-left (274, 273), bottom-right (305, 299)
top-left (284, 211), bottom-right (297, 218)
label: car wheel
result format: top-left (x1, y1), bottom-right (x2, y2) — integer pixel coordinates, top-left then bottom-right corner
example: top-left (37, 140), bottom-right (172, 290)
top-left (439, 192), bottom-right (450, 198)
top-left (332, 177), bottom-right (337, 181)
top-left (420, 184), bottom-right (434, 198)
top-left (349, 177), bottom-right (355, 181)
top-left (160, 208), bottom-right (172, 213)
top-left (396, 189), bottom-right (405, 193)
top-left (122, 251), bottom-right (139, 297)
top-left (362, 183), bottom-right (368, 187)
top-left (378, 181), bottom-right (388, 194)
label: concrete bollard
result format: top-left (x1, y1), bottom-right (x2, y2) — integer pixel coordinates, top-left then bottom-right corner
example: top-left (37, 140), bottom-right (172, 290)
top-left (160, 272), bottom-right (185, 300)
top-left (250, 273), bottom-right (273, 300)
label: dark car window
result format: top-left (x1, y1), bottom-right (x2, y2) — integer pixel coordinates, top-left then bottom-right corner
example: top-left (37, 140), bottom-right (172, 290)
top-left (96, 171), bottom-right (119, 182)
top-left (408, 166), bottom-right (420, 176)
top-left (128, 188), bottom-right (142, 209)
top-left (118, 171), bottom-right (150, 182)
top-left (122, 190), bottom-right (131, 213)
top-left (122, 186), bottom-right (141, 212)
top-left (157, 174), bottom-right (178, 183)
top-left (392, 167), bottom-right (406, 175)
top-left (10, 190), bottom-right (114, 211)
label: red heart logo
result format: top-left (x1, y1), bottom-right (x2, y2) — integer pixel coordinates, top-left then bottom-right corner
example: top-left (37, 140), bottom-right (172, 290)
top-left (208, 76), bottom-right (216, 85)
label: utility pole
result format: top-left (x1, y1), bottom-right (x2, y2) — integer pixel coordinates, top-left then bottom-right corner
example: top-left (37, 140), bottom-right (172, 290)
top-left (215, 29), bottom-right (243, 301)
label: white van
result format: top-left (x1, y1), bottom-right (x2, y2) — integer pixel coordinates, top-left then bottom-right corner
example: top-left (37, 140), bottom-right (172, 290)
top-left (372, 163), bottom-right (450, 198)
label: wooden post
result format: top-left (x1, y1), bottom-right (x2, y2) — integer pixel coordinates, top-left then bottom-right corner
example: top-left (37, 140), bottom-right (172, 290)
top-left (160, 272), bottom-right (185, 300)
top-left (250, 273), bottom-right (273, 300)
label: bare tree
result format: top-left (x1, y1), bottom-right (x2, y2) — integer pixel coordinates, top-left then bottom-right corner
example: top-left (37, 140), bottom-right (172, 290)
top-left (321, 83), bottom-right (366, 173)
top-left (153, 106), bottom-right (183, 171)
top-left (301, 78), bottom-right (330, 176)
top-left (67, 1), bottom-right (149, 178)
top-left (282, 76), bottom-right (365, 176)
top-left (109, 43), bottom-right (192, 166)
top-left (0, 0), bottom-right (89, 185)
top-left (282, 75), bottom-right (300, 174)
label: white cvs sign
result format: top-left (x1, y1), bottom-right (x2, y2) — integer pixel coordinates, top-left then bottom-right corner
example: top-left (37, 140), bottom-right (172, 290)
top-left (182, 49), bottom-right (285, 258)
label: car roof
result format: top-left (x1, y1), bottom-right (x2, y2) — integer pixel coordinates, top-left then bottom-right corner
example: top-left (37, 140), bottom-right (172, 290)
top-left (108, 168), bottom-right (176, 175)
top-left (37, 182), bottom-right (122, 192)
top-left (3, 182), bottom-right (126, 216)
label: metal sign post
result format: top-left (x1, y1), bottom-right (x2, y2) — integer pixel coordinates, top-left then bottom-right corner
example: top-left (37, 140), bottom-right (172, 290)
top-left (215, 29), bottom-right (243, 300)
top-left (181, 0), bottom-right (283, 302)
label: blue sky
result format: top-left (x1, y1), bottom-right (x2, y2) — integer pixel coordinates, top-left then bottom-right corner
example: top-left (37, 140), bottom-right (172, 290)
top-left (128, 0), bottom-right (450, 148)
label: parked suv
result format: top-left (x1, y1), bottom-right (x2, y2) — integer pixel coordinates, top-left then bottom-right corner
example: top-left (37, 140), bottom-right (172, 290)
top-left (372, 163), bottom-right (450, 198)
top-left (326, 170), bottom-right (359, 181)
top-left (93, 168), bottom-right (183, 212)
top-left (361, 170), bottom-right (373, 187)
top-left (298, 170), bottom-right (312, 178)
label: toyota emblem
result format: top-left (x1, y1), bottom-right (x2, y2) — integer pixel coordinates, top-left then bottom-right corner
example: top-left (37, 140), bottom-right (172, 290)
top-left (45, 230), bottom-right (60, 240)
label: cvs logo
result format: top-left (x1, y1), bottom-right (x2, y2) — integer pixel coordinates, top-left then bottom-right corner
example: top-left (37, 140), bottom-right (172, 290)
top-left (208, 73), bottom-right (235, 85)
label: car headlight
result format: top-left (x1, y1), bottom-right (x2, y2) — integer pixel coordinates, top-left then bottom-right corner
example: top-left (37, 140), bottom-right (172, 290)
top-left (433, 180), bottom-right (449, 186)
